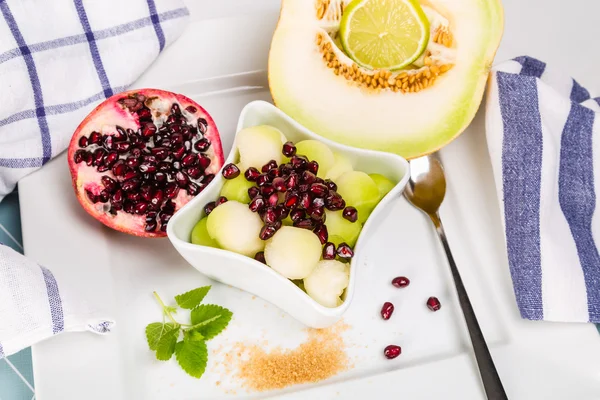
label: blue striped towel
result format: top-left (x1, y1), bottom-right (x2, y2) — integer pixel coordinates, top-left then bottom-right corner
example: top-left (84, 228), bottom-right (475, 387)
top-left (486, 56), bottom-right (600, 323)
top-left (0, 0), bottom-right (189, 358)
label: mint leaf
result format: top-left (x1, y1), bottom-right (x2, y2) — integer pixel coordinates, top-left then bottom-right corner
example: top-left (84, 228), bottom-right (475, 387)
top-left (175, 340), bottom-right (208, 378)
top-left (184, 330), bottom-right (205, 342)
top-left (175, 286), bottom-right (211, 309)
top-left (190, 304), bottom-right (233, 340)
top-left (146, 322), bottom-right (178, 351)
top-left (155, 323), bottom-right (180, 361)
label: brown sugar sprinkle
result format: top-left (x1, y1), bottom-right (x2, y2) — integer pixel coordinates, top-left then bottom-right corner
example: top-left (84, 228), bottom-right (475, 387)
top-left (315, 33), bottom-right (453, 94)
top-left (228, 321), bottom-right (351, 392)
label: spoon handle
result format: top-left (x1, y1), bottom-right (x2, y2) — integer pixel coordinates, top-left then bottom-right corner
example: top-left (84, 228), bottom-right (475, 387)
top-left (431, 213), bottom-right (508, 400)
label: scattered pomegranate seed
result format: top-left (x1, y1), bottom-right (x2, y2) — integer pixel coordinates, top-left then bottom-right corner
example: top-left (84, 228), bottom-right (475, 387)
top-left (249, 196), bottom-right (266, 212)
top-left (216, 196), bottom-right (228, 206)
top-left (262, 207), bottom-right (278, 225)
top-left (336, 243), bottom-right (354, 259)
top-left (267, 193), bottom-right (279, 207)
top-left (256, 174), bottom-right (271, 187)
top-left (392, 276), bottom-right (410, 288)
top-left (259, 225), bottom-right (278, 240)
top-left (282, 141), bottom-right (296, 157)
top-left (221, 163), bottom-right (240, 179)
top-left (78, 136), bottom-right (88, 147)
top-left (426, 296), bottom-right (441, 311)
top-left (384, 345), bottom-right (401, 359)
top-left (261, 184), bottom-right (276, 197)
top-left (322, 242), bottom-right (336, 259)
top-left (307, 161), bottom-right (319, 174)
top-left (342, 206), bottom-right (358, 222)
top-left (313, 224), bottom-right (328, 244)
top-left (272, 177), bottom-right (286, 192)
top-left (261, 160), bottom-right (278, 173)
top-left (203, 201), bottom-right (216, 215)
top-left (185, 105), bottom-right (197, 113)
top-left (245, 167), bottom-right (261, 181)
top-left (380, 302), bottom-right (394, 320)
top-left (193, 138), bottom-right (211, 152)
top-left (248, 186), bottom-right (260, 199)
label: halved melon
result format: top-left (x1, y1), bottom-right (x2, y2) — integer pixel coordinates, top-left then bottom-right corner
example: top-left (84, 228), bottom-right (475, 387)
top-left (268, 0), bottom-right (504, 159)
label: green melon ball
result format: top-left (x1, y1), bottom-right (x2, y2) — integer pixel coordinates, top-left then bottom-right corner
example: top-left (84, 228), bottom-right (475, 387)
top-left (294, 140), bottom-right (335, 178)
top-left (325, 152), bottom-right (354, 181)
top-left (324, 210), bottom-right (362, 247)
top-left (369, 173), bottom-right (395, 200)
top-left (190, 218), bottom-right (220, 248)
top-left (220, 173), bottom-right (256, 204)
top-left (236, 125), bottom-right (287, 170)
top-left (335, 171), bottom-right (380, 223)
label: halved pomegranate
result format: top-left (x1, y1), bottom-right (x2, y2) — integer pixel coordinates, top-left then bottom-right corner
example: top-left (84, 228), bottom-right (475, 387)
top-left (67, 88), bottom-right (224, 238)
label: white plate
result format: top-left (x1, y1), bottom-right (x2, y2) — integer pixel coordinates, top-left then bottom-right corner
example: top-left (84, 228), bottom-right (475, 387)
top-left (20, 2), bottom-right (600, 400)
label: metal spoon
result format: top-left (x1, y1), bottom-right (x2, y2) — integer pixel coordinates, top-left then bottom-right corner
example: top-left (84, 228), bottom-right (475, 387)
top-left (404, 154), bottom-right (508, 400)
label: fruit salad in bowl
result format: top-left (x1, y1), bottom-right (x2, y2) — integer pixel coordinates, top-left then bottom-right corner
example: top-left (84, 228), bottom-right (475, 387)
top-left (167, 101), bottom-right (409, 328)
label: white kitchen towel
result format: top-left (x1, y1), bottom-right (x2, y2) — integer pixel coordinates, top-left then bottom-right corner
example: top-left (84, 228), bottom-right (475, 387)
top-left (0, 0), bottom-right (189, 357)
top-left (486, 56), bottom-right (600, 323)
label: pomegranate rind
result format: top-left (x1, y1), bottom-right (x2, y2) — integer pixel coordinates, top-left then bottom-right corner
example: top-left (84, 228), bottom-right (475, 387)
top-left (67, 88), bottom-right (224, 238)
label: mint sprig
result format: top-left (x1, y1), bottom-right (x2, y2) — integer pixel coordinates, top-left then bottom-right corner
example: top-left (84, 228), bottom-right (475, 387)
top-left (145, 286), bottom-right (233, 379)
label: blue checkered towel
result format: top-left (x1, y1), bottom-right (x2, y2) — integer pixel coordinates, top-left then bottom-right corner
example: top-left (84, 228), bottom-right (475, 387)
top-left (0, 0), bottom-right (189, 358)
top-left (486, 56), bottom-right (600, 323)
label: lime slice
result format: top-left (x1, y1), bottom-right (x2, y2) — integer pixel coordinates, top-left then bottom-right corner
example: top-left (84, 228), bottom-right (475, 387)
top-left (339, 0), bottom-right (430, 71)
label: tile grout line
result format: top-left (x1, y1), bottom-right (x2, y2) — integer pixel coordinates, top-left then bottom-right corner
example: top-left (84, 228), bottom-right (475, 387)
top-left (0, 223), bottom-right (24, 251)
top-left (3, 358), bottom-right (34, 393)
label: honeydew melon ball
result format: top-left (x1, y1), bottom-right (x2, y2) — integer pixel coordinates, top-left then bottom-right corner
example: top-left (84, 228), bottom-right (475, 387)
top-left (236, 125), bottom-right (286, 170)
top-left (304, 260), bottom-right (350, 308)
top-left (220, 173), bottom-right (256, 204)
top-left (335, 171), bottom-right (380, 223)
top-left (294, 140), bottom-right (335, 178)
top-left (190, 218), bottom-right (219, 248)
top-left (369, 173), bottom-right (395, 200)
top-left (325, 152), bottom-right (353, 181)
top-left (324, 210), bottom-right (361, 247)
top-left (264, 226), bottom-right (322, 279)
top-left (206, 201), bottom-right (264, 257)
top-left (268, 0), bottom-right (504, 159)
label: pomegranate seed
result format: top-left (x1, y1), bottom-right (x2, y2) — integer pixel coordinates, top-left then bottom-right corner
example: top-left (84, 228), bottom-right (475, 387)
top-left (285, 192), bottom-right (299, 208)
top-left (151, 147), bottom-right (168, 160)
top-left (194, 138), bottom-right (211, 152)
top-left (112, 190), bottom-right (124, 204)
top-left (78, 136), bottom-right (88, 147)
top-left (141, 123), bottom-right (157, 138)
top-left (248, 186), bottom-right (260, 199)
top-left (150, 190), bottom-right (164, 206)
top-left (299, 193), bottom-right (311, 209)
top-left (184, 105), bottom-right (196, 113)
top-left (285, 173), bottom-right (299, 189)
top-left (88, 131), bottom-right (101, 144)
top-left (282, 141), bottom-right (296, 157)
top-left (427, 297), bottom-right (441, 312)
top-left (101, 176), bottom-right (118, 193)
top-left (182, 153), bottom-right (198, 167)
top-left (254, 251), bottom-right (266, 263)
top-left (216, 196), bottom-right (228, 206)
top-left (324, 180), bottom-right (337, 191)
top-left (222, 163), bottom-right (240, 179)
top-left (312, 197), bottom-right (325, 208)
top-left (145, 221), bottom-right (158, 232)
top-left (198, 155), bottom-right (211, 169)
top-left (322, 242), bottom-right (336, 259)
top-left (291, 155), bottom-right (308, 169)
top-left (249, 196), bottom-right (266, 212)
top-left (342, 206), bottom-right (358, 222)
top-left (272, 177), bottom-right (286, 192)
top-left (185, 167), bottom-right (202, 179)
top-left (125, 156), bottom-right (140, 168)
top-left (290, 209), bottom-right (305, 222)
top-left (165, 183), bottom-right (179, 199)
top-left (274, 204), bottom-right (289, 220)
top-left (92, 148), bottom-right (105, 166)
top-left (171, 103), bottom-right (181, 115)
top-left (279, 164), bottom-right (292, 175)
top-left (392, 277), bottom-right (410, 288)
top-left (384, 345), bottom-right (401, 359)
top-left (98, 191), bottom-right (109, 203)
top-left (314, 224), bottom-right (328, 244)
top-left (260, 184), bottom-right (276, 197)
top-left (137, 107), bottom-right (152, 120)
top-left (85, 152), bottom-right (94, 166)
top-left (301, 171), bottom-right (316, 185)
top-left (309, 206), bottom-right (325, 220)
top-left (298, 183), bottom-right (310, 193)
top-left (309, 183), bottom-right (328, 197)
top-left (259, 225), bottom-right (277, 240)
top-left (123, 171), bottom-right (138, 181)
top-left (160, 212), bottom-right (172, 224)
top-left (381, 302), bottom-right (394, 320)
top-left (154, 172), bottom-right (167, 183)
top-left (197, 118), bottom-right (208, 134)
top-left (73, 150), bottom-right (85, 163)
top-left (325, 192), bottom-right (345, 211)
top-left (111, 161), bottom-right (124, 177)
top-left (175, 171), bottom-right (189, 187)
top-left (86, 189), bottom-right (98, 203)
top-left (261, 160), bottom-right (278, 173)
top-left (204, 201), bottom-right (216, 215)
top-left (172, 146), bottom-right (186, 160)
top-left (123, 201), bottom-right (135, 213)
top-left (267, 193), bottom-right (279, 207)
top-left (121, 178), bottom-right (140, 192)
top-left (97, 165), bottom-right (109, 173)
top-left (245, 167), bottom-right (261, 181)
top-left (130, 148), bottom-right (142, 158)
top-left (262, 207), bottom-right (277, 225)
top-left (294, 219), bottom-right (314, 230)
top-left (140, 184), bottom-right (154, 202)
top-left (187, 183), bottom-right (200, 196)
top-left (134, 202), bottom-right (148, 215)
top-left (256, 174), bottom-right (270, 187)
top-left (307, 161), bottom-right (319, 175)
top-left (337, 243), bottom-right (354, 259)
top-left (139, 162), bottom-right (157, 173)
top-left (268, 168), bottom-right (281, 180)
